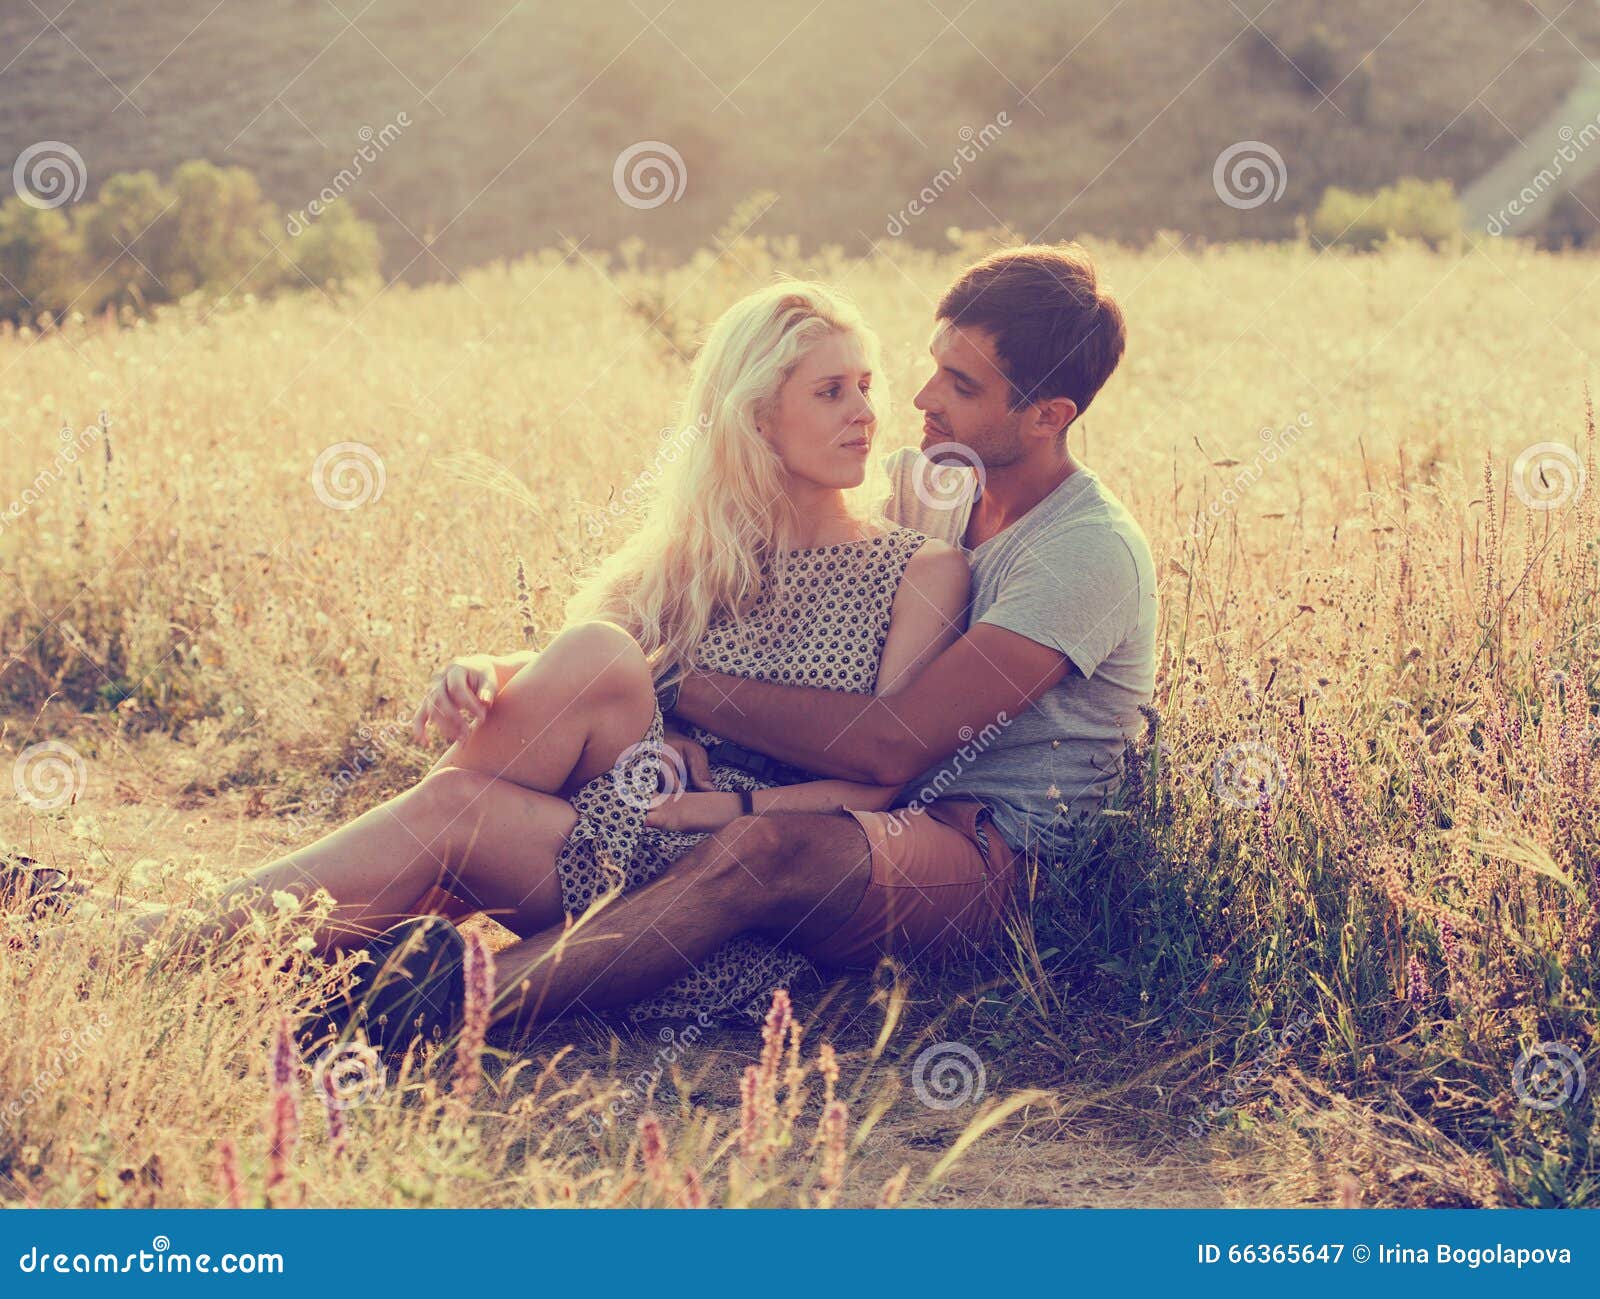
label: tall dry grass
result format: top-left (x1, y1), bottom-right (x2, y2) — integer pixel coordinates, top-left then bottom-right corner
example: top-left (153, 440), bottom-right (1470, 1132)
top-left (1, 228), bottom-right (1597, 1205)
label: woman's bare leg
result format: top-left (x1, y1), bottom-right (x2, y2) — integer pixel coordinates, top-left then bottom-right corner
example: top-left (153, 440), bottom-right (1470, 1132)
top-left (429, 621), bottom-right (656, 796)
top-left (113, 621), bottom-right (654, 950)
top-left (118, 768), bottom-right (579, 952)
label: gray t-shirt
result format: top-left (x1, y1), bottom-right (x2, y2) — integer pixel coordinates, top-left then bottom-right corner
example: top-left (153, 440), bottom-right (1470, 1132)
top-left (895, 464), bottom-right (1158, 859)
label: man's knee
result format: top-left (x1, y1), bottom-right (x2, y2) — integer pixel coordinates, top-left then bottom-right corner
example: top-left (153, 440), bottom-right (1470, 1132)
top-left (695, 812), bottom-right (866, 916)
top-left (696, 815), bottom-right (790, 889)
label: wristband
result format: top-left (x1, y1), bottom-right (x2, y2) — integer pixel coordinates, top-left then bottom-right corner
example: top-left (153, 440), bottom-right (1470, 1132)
top-left (738, 788), bottom-right (754, 817)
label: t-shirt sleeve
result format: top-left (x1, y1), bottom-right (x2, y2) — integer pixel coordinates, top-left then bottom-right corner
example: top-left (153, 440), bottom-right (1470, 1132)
top-left (977, 525), bottom-right (1142, 679)
top-left (878, 446), bottom-right (977, 546)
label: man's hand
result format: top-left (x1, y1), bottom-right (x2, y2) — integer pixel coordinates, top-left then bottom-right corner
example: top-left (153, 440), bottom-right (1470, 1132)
top-left (661, 725), bottom-right (715, 790)
top-left (676, 624), bottom-right (1072, 785)
top-left (644, 790), bottom-right (742, 833)
top-left (411, 654), bottom-right (500, 746)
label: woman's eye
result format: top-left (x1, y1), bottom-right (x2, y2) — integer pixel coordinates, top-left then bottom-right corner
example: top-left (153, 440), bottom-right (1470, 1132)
top-left (820, 385), bottom-right (839, 398)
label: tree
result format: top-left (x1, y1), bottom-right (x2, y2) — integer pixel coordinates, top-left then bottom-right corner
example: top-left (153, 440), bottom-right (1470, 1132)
top-left (77, 169), bottom-right (177, 311)
top-left (0, 200), bottom-right (86, 322)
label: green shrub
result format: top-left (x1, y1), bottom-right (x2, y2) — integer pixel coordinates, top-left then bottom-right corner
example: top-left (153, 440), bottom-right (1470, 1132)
top-left (1310, 178), bottom-right (1463, 250)
top-left (77, 170), bottom-right (176, 311)
top-left (0, 159), bottom-right (383, 323)
top-left (279, 202), bottom-right (382, 289)
top-left (158, 161), bottom-right (279, 298)
top-left (0, 200), bottom-right (86, 322)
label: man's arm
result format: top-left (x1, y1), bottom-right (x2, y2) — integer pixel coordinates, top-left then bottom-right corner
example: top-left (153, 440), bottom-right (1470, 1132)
top-left (677, 519), bottom-right (1146, 786)
top-left (676, 624), bottom-right (1071, 786)
top-left (644, 777), bottom-right (906, 833)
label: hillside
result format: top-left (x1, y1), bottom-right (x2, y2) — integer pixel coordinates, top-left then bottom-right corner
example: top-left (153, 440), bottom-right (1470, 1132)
top-left (3, 0), bottom-right (1600, 273)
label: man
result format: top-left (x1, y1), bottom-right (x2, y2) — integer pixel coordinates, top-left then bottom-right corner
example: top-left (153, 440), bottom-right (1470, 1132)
top-left (466, 242), bottom-right (1158, 1031)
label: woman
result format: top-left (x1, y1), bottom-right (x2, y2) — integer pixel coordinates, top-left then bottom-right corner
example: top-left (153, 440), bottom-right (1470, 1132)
top-left (19, 281), bottom-right (971, 1033)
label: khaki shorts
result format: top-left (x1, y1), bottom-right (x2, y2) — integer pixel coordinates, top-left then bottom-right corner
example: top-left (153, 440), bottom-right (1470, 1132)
top-left (802, 799), bottom-right (1018, 969)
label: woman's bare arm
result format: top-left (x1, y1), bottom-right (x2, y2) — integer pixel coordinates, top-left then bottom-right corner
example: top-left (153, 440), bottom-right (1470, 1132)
top-left (646, 540), bottom-right (971, 832)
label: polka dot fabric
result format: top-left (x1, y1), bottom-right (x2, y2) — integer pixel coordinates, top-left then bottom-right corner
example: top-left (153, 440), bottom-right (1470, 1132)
top-left (552, 526), bottom-right (929, 1025)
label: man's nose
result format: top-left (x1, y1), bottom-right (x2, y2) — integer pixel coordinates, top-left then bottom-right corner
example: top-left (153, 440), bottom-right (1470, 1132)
top-left (912, 378), bottom-right (935, 412)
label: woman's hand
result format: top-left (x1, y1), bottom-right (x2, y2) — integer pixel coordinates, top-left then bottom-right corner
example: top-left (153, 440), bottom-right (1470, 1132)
top-left (644, 791), bottom-right (743, 833)
top-left (661, 726), bottom-right (716, 790)
top-left (410, 653), bottom-right (501, 746)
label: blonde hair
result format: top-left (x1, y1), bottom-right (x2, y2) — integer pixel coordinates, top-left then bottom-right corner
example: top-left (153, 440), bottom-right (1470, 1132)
top-left (565, 280), bottom-right (881, 676)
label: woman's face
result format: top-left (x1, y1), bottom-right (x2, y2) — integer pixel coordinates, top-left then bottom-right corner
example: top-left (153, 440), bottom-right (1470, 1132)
top-left (761, 330), bottom-right (876, 490)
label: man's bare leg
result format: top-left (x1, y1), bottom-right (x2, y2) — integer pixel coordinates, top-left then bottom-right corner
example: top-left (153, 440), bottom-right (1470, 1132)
top-left (489, 812), bottom-right (874, 1032)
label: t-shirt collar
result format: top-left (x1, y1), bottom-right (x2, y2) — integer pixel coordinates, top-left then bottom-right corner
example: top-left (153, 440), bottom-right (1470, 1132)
top-left (967, 465), bottom-right (1096, 555)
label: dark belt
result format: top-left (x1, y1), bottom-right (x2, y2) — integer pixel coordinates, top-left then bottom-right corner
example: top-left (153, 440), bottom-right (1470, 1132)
top-left (704, 739), bottom-right (818, 788)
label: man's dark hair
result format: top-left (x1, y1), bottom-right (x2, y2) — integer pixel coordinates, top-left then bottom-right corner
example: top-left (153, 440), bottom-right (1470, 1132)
top-left (936, 243), bottom-right (1127, 424)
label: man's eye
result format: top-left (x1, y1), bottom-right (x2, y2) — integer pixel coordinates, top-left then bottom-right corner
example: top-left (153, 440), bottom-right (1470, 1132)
top-left (955, 385), bottom-right (975, 398)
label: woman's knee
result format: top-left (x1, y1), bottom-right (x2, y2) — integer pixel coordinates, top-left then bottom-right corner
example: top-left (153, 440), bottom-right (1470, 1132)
top-left (408, 765), bottom-right (497, 830)
top-left (525, 620), bottom-right (652, 706)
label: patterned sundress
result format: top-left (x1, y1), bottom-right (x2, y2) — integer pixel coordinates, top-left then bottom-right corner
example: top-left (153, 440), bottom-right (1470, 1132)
top-left (553, 525), bottom-right (929, 1024)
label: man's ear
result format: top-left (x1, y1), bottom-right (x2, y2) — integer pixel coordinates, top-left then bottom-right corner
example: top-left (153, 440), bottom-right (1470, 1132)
top-left (1029, 396), bottom-right (1078, 441)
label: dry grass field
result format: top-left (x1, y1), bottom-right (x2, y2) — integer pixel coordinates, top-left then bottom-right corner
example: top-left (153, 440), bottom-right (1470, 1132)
top-left (1, 229), bottom-right (1596, 1206)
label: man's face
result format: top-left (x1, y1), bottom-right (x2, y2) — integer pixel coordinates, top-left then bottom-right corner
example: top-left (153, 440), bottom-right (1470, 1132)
top-left (912, 321), bottom-right (1026, 470)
